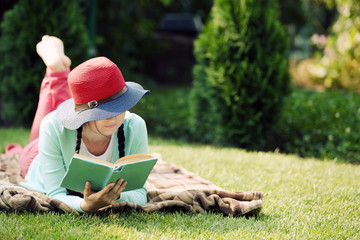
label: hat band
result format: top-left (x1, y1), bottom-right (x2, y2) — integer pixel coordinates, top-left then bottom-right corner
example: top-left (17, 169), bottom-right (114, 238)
top-left (74, 85), bottom-right (128, 112)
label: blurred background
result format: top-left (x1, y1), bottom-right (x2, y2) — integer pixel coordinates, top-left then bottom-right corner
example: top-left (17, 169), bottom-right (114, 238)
top-left (0, 0), bottom-right (359, 163)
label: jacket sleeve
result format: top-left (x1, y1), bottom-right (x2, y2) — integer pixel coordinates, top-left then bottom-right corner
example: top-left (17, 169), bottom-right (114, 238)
top-left (39, 112), bottom-right (149, 212)
top-left (37, 114), bottom-right (85, 212)
top-left (124, 112), bottom-right (149, 155)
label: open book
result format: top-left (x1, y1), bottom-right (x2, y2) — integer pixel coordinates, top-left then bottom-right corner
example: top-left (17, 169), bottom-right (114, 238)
top-left (60, 153), bottom-right (158, 193)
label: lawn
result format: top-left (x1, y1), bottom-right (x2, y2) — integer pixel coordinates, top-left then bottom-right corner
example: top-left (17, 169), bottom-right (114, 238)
top-left (0, 128), bottom-right (359, 239)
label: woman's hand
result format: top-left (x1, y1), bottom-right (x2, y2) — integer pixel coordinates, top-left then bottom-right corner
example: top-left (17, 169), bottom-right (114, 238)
top-left (36, 35), bottom-right (71, 72)
top-left (80, 179), bottom-right (127, 212)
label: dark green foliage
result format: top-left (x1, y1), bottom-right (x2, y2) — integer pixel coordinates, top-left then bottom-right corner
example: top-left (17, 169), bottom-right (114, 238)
top-left (80, 0), bottom-right (171, 83)
top-left (278, 88), bottom-right (360, 163)
top-left (79, 0), bottom-right (213, 85)
top-left (132, 86), bottom-right (192, 141)
top-left (0, 0), bottom-right (89, 126)
top-left (134, 86), bottom-right (360, 163)
top-left (190, 0), bottom-right (290, 148)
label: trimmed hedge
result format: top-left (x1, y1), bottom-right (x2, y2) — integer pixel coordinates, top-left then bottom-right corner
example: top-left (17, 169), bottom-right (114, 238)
top-left (134, 86), bottom-right (360, 163)
top-left (132, 86), bottom-right (191, 141)
top-left (277, 88), bottom-right (360, 163)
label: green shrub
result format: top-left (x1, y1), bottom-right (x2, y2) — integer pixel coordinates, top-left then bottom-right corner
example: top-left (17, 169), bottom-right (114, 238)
top-left (80, 0), bottom-right (172, 83)
top-left (135, 86), bottom-right (360, 163)
top-left (0, 0), bottom-right (89, 126)
top-left (132, 86), bottom-right (192, 141)
top-left (277, 88), bottom-right (360, 163)
top-left (79, 0), bottom-right (213, 85)
top-left (310, 0), bottom-right (360, 91)
top-left (189, 0), bottom-right (290, 149)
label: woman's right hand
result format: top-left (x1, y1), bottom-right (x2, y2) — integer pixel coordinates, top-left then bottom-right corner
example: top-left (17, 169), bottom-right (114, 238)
top-left (80, 179), bottom-right (127, 213)
top-left (36, 35), bottom-right (71, 72)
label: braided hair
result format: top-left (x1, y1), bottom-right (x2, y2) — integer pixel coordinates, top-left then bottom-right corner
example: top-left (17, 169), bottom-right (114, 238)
top-left (74, 124), bottom-right (125, 158)
top-left (68, 124), bottom-right (125, 197)
top-left (75, 126), bottom-right (83, 154)
top-left (117, 124), bottom-right (125, 158)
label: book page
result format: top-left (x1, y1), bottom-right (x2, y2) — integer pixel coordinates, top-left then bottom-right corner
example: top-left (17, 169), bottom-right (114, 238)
top-left (114, 153), bottom-right (156, 166)
top-left (73, 153), bottom-right (114, 168)
top-left (108, 158), bottom-right (158, 192)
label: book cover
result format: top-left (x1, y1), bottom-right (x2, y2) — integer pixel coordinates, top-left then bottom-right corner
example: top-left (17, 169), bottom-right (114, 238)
top-left (60, 153), bottom-right (158, 193)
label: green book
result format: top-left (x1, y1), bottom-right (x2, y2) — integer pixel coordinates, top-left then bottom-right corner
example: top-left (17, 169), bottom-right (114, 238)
top-left (60, 153), bottom-right (158, 193)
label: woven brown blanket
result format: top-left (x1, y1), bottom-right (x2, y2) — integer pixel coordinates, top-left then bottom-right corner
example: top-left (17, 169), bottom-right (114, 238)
top-left (0, 153), bottom-right (263, 216)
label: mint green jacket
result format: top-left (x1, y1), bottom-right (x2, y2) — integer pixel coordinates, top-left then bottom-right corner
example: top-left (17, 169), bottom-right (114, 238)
top-left (21, 110), bottom-right (148, 213)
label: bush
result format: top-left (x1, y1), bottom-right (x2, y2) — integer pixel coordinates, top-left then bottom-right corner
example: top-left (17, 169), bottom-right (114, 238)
top-left (0, 0), bottom-right (89, 126)
top-left (277, 88), bottom-right (360, 163)
top-left (135, 85), bottom-right (360, 163)
top-left (310, 0), bottom-right (360, 91)
top-left (279, 0), bottom-right (335, 61)
top-left (132, 86), bottom-right (192, 141)
top-left (78, 0), bottom-right (173, 84)
top-left (189, 0), bottom-right (290, 149)
top-left (78, 0), bottom-right (214, 85)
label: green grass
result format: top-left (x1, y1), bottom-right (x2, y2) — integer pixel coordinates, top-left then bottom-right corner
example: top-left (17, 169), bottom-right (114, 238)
top-left (0, 127), bottom-right (30, 153)
top-left (1, 128), bottom-right (359, 239)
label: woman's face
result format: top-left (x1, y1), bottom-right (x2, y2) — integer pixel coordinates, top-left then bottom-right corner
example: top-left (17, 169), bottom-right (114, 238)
top-left (86, 112), bottom-right (126, 137)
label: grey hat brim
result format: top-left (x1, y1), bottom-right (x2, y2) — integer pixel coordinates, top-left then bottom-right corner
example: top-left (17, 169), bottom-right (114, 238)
top-left (56, 82), bottom-right (149, 130)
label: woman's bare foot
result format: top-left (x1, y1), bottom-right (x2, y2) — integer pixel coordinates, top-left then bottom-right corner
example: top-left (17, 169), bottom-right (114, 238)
top-left (36, 35), bottom-right (71, 72)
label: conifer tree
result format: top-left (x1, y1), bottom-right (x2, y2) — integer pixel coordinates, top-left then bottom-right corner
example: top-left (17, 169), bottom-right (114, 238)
top-left (190, 0), bottom-right (290, 149)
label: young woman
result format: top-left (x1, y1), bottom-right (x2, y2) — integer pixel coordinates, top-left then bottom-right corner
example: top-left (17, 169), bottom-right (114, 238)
top-left (17, 35), bottom-right (150, 213)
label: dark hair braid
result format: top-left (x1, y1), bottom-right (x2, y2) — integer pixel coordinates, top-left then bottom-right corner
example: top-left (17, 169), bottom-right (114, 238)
top-left (75, 125), bottom-right (83, 154)
top-left (68, 126), bottom-right (84, 197)
top-left (117, 124), bottom-right (125, 158)
top-left (68, 124), bottom-right (125, 197)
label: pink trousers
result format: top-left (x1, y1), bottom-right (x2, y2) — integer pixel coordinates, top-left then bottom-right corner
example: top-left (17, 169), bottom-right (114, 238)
top-left (6, 68), bottom-right (71, 178)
